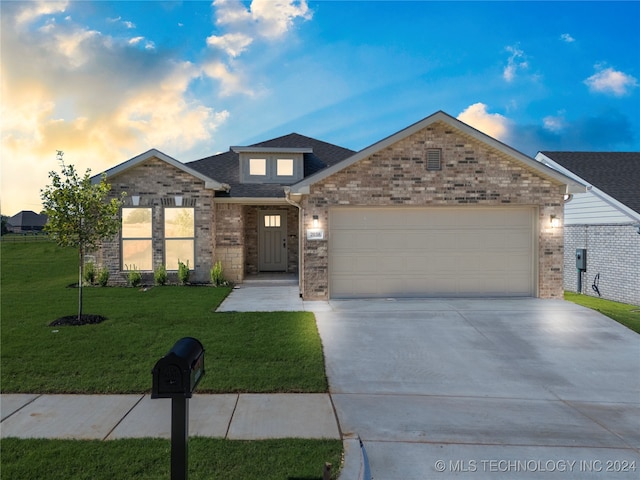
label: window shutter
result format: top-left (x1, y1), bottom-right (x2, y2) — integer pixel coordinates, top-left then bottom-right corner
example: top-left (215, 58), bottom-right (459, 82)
top-left (426, 149), bottom-right (442, 171)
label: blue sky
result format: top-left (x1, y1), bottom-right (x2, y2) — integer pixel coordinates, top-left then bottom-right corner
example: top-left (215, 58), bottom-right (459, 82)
top-left (1, 1), bottom-right (639, 215)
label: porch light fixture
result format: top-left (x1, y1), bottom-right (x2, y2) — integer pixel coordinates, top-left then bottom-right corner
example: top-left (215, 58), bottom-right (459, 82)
top-left (131, 195), bottom-right (140, 206)
top-left (550, 215), bottom-right (560, 228)
top-left (175, 196), bottom-right (183, 207)
top-left (312, 215), bottom-right (319, 228)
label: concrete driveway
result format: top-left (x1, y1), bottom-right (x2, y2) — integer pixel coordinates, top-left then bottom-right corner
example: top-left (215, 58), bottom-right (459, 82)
top-left (315, 298), bottom-right (640, 479)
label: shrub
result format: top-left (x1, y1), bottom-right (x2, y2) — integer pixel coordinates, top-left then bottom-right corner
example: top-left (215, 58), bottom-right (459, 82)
top-left (210, 260), bottom-right (226, 287)
top-left (83, 261), bottom-right (96, 285)
top-left (154, 264), bottom-right (167, 286)
top-left (126, 265), bottom-right (142, 288)
top-left (178, 260), bottom-right (190, 285)
top-left (97, 266), bottom-right (110, 287)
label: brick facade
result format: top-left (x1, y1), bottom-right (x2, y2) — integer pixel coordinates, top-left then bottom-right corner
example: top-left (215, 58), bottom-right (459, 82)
top-left (300, 121), bottom-right (565, 300)
top-left (95, 157), bottom-right (215, 285)
top-left (564, 224), bottom-right (640, 306)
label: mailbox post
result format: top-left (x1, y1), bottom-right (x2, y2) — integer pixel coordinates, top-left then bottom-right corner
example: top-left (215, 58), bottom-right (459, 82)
top-left (152, 337), bottom-right (205, 480)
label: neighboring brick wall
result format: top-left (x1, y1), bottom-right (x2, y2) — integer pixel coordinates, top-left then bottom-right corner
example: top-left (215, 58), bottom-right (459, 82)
top-left (301, 121), bottom-right (565, 300)
top-left (95, 157), bottom-right (215, 285)
top-left (564, 224), bottom-right (640, 306)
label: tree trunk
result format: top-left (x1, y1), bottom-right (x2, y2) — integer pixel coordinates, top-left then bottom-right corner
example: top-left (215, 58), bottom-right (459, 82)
top-left (78, 249), bottom-right (84, 322)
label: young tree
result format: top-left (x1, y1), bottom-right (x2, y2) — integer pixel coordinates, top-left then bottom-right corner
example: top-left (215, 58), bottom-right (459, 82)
top-left (41, 151), bottom-right (124, 322)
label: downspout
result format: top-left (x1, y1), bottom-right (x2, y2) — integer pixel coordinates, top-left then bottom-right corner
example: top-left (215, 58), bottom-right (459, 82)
top-left (284, 187), bottom-right (304, 298)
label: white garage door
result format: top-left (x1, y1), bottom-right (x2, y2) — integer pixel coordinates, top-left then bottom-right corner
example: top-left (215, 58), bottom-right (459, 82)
top-left (329, 207), bottom-right (536, 298)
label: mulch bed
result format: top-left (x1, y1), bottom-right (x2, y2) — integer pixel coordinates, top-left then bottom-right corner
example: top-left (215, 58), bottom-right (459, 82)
top-left (49, 314), bottom-right (107, 327)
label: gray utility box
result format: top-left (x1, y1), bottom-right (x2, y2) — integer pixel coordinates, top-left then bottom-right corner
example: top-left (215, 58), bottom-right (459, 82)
top-left (152, 337), bottom-right (204, 399)
top-left (576, 249), bottom-right (587, 271)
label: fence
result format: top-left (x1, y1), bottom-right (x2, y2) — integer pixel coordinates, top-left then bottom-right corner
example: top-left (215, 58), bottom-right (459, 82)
top-left (0, 233), bottom-right (51, 243)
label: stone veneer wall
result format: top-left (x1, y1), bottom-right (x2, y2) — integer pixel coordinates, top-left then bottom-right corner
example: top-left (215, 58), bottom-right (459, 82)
top-left (215, 203), bottom-right (245, 283)
top-left (300, 121), bottom-right (565, 300)
top-left (95, 158), bottom-right (215, 285)
top-left (564, 224), bottom-right (640, 306)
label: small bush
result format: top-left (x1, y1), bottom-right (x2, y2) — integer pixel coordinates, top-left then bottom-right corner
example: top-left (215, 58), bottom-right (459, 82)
top-left (97, 266), bottom-right (110, 287)
top-left (126, 265), bottom-right (142, 288)
top-left (210, 260), bottom-right (226, 286)
top-left (154, 264), bottom-right (167, 286)
top-left (83, 261), bottom-right (96, 285)
top-left (178, 260), bottom-right (190, 285)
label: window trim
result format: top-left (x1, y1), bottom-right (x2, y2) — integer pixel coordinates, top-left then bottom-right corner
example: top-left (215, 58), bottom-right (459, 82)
top-left (121, 207), bottom-right (153, 272)
top-left (163, 207), bottom-right (195, 272)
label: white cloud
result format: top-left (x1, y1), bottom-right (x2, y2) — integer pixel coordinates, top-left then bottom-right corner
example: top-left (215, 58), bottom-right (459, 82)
top-left (543, 114), bottom-right (565, 133)
top-left (15, 0), bottom-right (68, 27)
top-left (584, 65), bottom-right (638, 96)
top-left (560, 33), bottom-right (575, 43)
top-left (206, 32), bottom-right (253, 57)
top-left (503, 45), bottom-right (528, 82)
top-left (250, 0), bottom-right (312, 39)
top-left (457, 103), bottom-right (512, 141)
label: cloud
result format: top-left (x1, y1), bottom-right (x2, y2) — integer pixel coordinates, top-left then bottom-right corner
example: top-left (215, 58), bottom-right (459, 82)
top-left (457, 103), bottom-right (512, 141)
top-left (0, 1), bottom-right (230, 214)
top-left (14, 0), bottom-right (68, 27)
top-left (543, 113), bottom-right (566, 133)
top-left (560, 33), bottom-right (575, 43)
top-left (213, 0), bottom-right (311, 40)
top-left (206, 32), bottom-right (253, 57)
top-left (584, 65), bottom-right (638, 96)
top-left (503, 45), bottom-right (528, 82)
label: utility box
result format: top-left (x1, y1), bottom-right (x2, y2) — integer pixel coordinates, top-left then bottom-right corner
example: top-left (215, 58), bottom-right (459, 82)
top-left (576, 249), bottom-right (587, 272)
top-left (152, 337), bottom-right (204, 399)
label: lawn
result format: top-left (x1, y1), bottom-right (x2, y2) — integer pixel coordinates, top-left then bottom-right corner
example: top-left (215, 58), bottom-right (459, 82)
top-left (0, 438), bottom-right (343, 480)
top-left (565, 291), bottom-right (640, 334)
top-left (1, 242), bottom-right (328, 393)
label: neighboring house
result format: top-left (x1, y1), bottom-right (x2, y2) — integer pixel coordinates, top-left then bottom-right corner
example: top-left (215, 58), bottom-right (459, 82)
top-left (535, 152), bottom-right (640, 306)
top-left (6, 211), bottom-right (48, 233)
top-left (94, 111), bottom-right (583, 299)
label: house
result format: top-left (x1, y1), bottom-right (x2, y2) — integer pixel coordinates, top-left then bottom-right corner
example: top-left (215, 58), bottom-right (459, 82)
top-left (94, 111), bottom-right (583, 299)
top-left (6, 211), bottom-right (48, 233)
top-left (535, 152), bottom-right (640, 306)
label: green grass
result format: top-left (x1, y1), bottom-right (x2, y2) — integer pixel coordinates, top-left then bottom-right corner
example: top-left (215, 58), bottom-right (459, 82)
top-left (1, 242), bottom-right (328, 393)
top-left (565, 292), bottom-right (640, 334)
top-left (0, 438), bottom-right (343, 480)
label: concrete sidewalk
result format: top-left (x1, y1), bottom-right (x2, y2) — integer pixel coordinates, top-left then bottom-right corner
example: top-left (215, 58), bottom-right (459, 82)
top-left (0, 393), bottom-right (340, 441)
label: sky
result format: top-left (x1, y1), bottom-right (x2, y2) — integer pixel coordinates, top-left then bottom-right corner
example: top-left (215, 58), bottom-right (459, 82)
top-left (1, 0), bottom-right (639, 216)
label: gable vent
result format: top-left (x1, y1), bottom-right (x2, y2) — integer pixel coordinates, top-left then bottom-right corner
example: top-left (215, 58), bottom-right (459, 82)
top-left (426, 149), bottom-right (442, 171)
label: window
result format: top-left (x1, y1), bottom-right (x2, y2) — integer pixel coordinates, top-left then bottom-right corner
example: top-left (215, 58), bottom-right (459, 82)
top-left (165, 208), bottom-right (195, 271)
top-left (122, 208), bottom-right (152, 271)
top-left (249, 158), bottom-right (267, 176)
top-left (277, 158), bottom-right (294, 176)
top-left (264, 214), bottom-right (281, 228)
top-left (426, 149), bottom-right (442, 171)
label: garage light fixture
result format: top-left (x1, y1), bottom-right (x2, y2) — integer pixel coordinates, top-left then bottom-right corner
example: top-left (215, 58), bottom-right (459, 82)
top-left (312, 215), bottom-right (319, 228)
top-left (550, 215), bottom-right (560, 228)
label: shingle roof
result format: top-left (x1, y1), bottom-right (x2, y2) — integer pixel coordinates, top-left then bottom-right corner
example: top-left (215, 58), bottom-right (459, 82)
top-left (540, 151), bottom-right (640, 213)
top-left (187, 133), bottom-right (355, 198)
top-left (8, 210), bottom-right (48, 228)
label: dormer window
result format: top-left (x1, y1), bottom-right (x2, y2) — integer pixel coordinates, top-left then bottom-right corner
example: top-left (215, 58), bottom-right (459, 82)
top-left (233, 146), bottom-right (311, 184)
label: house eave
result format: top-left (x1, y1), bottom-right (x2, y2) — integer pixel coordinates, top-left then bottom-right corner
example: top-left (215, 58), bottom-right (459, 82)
top-left (93, 148), bottom-right (229, 191)
top-left (231, 147), bottom-right (313, 154)
top-left (213, 197), bottom-right (290, 205)
top-left (290, 110), bottom-right (585, 195)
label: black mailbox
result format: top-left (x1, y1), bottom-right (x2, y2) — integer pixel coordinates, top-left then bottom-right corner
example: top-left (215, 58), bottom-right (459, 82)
top-left (152, 337), bottom-right (204, 399)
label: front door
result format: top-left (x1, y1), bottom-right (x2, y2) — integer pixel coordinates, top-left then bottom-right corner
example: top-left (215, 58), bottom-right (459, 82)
top-left (259, 211), bottom-right (287, 271)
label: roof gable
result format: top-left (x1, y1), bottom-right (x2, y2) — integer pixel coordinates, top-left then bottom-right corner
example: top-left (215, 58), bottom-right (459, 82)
top-left (291, 111), bottom-right (584, 194)
top-left (95, 149), bottom-right (229, 191)
top-left (537, 151), bottom-right (640, 215)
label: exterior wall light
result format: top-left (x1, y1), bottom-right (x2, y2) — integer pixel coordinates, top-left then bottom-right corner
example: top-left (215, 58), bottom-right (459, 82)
top-left (132, 195), bottom-right (140, 206)
top-left (175, 196), bottom-right (183, 207)
top-left (312, 215), bottom-right (319, 228)
top-left (550, 215), bottom-right (560, 228)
